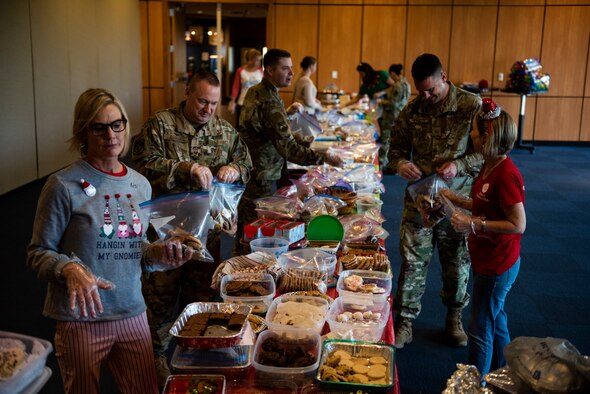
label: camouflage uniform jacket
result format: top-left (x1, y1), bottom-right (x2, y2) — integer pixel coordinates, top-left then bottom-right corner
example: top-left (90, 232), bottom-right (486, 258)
top-left (388, 82), bottom-right (483, 196)
top-left (239, 78), bottom-right (323, 181)
top-left (381, 76), bottom-right (412, 128)
top-left (132, 102), bottom-right (252, 197)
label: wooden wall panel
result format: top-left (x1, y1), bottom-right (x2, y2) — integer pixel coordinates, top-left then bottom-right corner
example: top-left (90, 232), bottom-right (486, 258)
top-left (318, 5), bottom-right (362, 93)
top-left (320, 0), bottom-right (362, 4)
top-left (409, 0), bottom-right (452, 4)
top-left (547, 0), bottom-right (589, 4)
top-left (449, 6), bottom-right (496, 86)
top-left (275, 4), bottom-right (319, 96)
top-left (0, 0), bottom-right (37, 194)
top-left (454, 0), bottom-right (496, 4)
top-left (493, 6), bottom-right (544, 90)
top-left (535, 98), bottom-right (582, 141)
top-left (406, 5), bottom-right (452, 92)
top-left (364, 0), bottom-right (405, 4)
top-left (581, 100), bottom-right (590, 141)
top-left (148, 1), bottom-right (166, 87)
top-left (140, 2), bottom-right (149, 88)
top-left (541, 6), bottom-right (590, 97)
top-left (492, 95), bottom-right (537, 140)
top-left (500, 0), bottom-right (544, 4)
top-left (585, 15), bottom-right (590, 98)
top-left (361, 5), bottom-right (406, 72)
top-left (279, 0), bottom-right (318, 4)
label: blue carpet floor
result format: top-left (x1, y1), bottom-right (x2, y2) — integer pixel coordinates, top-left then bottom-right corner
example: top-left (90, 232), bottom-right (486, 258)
top-left (381, 146), bottom-right (590, 393)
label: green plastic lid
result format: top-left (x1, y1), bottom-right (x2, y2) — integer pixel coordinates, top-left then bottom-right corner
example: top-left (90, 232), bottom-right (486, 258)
top-left (307, 215), bottom-right (345, 242)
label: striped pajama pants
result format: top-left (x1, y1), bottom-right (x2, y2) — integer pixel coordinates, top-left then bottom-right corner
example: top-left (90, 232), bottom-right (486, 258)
top-left (54, 312), bottom-right (158, 394)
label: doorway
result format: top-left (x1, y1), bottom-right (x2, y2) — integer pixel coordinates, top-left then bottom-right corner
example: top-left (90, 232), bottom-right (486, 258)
top-left (169, 2), bottom-right (267, 126)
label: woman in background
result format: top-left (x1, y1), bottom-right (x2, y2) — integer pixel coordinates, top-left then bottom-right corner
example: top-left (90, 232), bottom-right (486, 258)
top-left (293, 56), bottom-right (323, 115)
top-left (229, 48), bottom-right (263, 128)
top-left (27, 88), bottom-right (192, 393)
top-left (442, 98), bottom-right (526, 377)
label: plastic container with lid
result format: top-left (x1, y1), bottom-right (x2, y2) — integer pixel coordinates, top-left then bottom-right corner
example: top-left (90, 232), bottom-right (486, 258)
top-left (355, 194), bottom-right (384, 214)
top-left (278, 248), bottom-right (337, 278)
top-left (252, 330), bottom-right (321, 386)
top-left (0, 331), bottom-right (53, 394)
top-left (326, 297), bottom-right (389, 342)
top-left (249, 237), bottom-right (290, 259)
top-left (162, 374), bottom-right (225, 394)
top-left (336, 269), bottom-right (392, 306)
top-left (220, 272), bottom-right (276, 314)
top-left (266, 294), bottom-right (329, 337)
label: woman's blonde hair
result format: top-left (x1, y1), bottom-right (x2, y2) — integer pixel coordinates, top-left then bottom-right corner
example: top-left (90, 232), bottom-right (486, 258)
top-left (68, 88), bottom-right (131, 157)
top-left (245, 48), bottom-right (261, 62)
top-left (476, 109), bottom-right (517, 157)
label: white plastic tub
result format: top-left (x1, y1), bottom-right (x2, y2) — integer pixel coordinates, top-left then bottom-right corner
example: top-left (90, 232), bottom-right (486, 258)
top-left (220, 272), bottom-right (276, 314)
top-left (249, 237), bottom-right (290, 259)
top-left (0, 331), bottom-right (53, 394)
top-left (326, 297), bottom-right (389, 342)
top-left (336, 269), bottom-right (392, 306)
top-left (266, 294), bottom-right (329, 337)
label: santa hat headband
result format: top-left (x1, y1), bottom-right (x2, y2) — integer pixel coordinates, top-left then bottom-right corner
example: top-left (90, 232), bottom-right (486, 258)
top-left (480, 98), bottom-right (501, 120)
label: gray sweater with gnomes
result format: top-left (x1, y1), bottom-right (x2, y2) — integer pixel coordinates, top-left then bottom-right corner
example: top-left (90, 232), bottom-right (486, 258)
top-left (27, 160), bottom-right (154, 321)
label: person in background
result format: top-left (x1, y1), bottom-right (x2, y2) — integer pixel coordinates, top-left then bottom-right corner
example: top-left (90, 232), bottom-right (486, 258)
top-left (229, 48), bottom-right (263, 129)
top-left (379, 63), bottom-right (412, 170)
top-left (442, 98), bottom-right (525, 377)
top-left (347, 62), bottom-right (394, 107)
top-left (131, 69), bottom-right (252, 387)
top-left (27, 88), bottom-right (193, 394)
top-left (387, 53), bottom-right (482, 349)
top-left (233, 48), bottom-right (341, 255)
top-left (293, 56), bottom-right (323, 115)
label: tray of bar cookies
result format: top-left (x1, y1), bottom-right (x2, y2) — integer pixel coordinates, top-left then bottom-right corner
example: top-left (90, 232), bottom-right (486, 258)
top-left (170, 302), bottom-right (252, 348)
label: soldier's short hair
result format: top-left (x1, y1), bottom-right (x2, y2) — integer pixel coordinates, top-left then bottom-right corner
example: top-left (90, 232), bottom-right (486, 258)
top-left (264, 49), bottom-right (291, 69)
top-left (188, 69), bottom-right (220, 91)
top-left (411, 54), bottom-right (443, 82)
top-left (476, 110), bottom-right (517, 156)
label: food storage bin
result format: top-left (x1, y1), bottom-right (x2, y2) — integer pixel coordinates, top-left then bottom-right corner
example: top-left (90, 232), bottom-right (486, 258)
top-left (326, 297), bottom-right (389, 342)
top-left (266, 295), bottom-right (329, 337)
top-left (169, 302), bottom-right (252, 348)
top-left (0, 331), bottom-right (53, 394)
top-left (220, 272), bottom-right (275, 314)
top-left (336, 269), bottom-right (392, 306)
top-left (253, 330), bottom-right (321, 386)
top-left (249, 237), bottom-right (290, 258)
top-left (278, 248), bottom-right (337, 278)
top-left (355, 194), bottom-right (384, 214)
top-left (315, 339), bottom-right (395, 392)
top-left (162, 374), bottom-right (225, 394)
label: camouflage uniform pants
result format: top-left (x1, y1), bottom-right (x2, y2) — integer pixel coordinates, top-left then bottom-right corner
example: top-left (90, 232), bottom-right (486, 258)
top-left (232, 178), bottom-right (274, 256)
top-left (393, 196), bottom-right (471, 320)
top-left (378, 118), bottom-right (393, 168)
top-left (142, 232), bottom-right (221, 357)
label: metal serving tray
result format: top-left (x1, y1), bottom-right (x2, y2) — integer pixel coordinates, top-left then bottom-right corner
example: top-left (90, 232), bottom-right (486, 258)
top-left (169, 302), bottom-right (252, 348)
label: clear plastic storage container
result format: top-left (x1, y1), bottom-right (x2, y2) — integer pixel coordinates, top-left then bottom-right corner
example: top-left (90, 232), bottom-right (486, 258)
top-left (326, 297), bottom-right (389, 342)
top-left (336, 269), bottom-right (392, 306)
top-left (220, 272), bottom-right (276, 314)
top-left (252, 330), bottom-right (321, 386)
top-left (249, 237), bottom-right (290, 258)
top-left (266, 294), bottom-right (329, 337)
top-left (278, 248), bottom-right (337, 278)
top-left (0, 331), bottom-right (53, 394)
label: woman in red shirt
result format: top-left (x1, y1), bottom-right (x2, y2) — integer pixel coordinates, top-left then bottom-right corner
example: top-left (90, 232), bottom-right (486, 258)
top-left (442, 98), bottom-right (526, 377)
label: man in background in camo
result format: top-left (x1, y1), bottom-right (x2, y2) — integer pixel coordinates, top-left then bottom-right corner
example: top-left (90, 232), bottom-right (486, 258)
top-left (233, 48), bottom-right (341, 255)
top-left (132, 69), bottom-right (252, 387)
top-left (387, 53), bottom-right (482, 349)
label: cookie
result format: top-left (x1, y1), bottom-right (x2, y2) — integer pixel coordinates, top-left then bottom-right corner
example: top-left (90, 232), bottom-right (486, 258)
top-left (369, 356), bottom-right (387, 365)
top-left (352, 364), bottom-right (370, 374)
top-left (349, 373), bottom-right (369, 383)
top-left (367, 364), bottom-right (386, 379)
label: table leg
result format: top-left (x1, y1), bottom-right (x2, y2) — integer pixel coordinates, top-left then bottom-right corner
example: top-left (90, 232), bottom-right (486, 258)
top-left (516, 94), bottom-right (535, 154)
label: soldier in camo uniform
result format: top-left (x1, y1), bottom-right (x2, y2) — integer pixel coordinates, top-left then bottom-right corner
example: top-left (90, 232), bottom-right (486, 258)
top-left (131, 69), bottom-right (252, 387)
top-left (379, 63), bottom-right (412, 170)
top-left (386, 54), bottom-right (483, 349)
top-left (233, 48), bottom-right (340, 255)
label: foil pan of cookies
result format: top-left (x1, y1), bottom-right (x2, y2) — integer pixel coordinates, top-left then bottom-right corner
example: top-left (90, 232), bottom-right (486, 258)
top-left (170, 302), bottom-right (252, 348)
top-left (316, 339), bottom-right (395, 392)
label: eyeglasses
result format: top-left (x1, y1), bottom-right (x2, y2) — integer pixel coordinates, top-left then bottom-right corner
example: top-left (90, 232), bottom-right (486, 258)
top-left (89, 119), bottom-right (127, 136)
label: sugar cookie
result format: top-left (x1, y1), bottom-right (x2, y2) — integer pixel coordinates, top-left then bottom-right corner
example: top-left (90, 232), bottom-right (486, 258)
top-left (369, 356), bottom-right (387, 365)
top-left (352, 364), bottom-right (370, 374)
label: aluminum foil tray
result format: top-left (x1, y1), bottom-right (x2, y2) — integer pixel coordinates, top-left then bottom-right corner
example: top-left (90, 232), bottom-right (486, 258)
top-left (315, 339), bottom-right (395, 392)
top-left (170, 302), bottom-right (252, 348)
